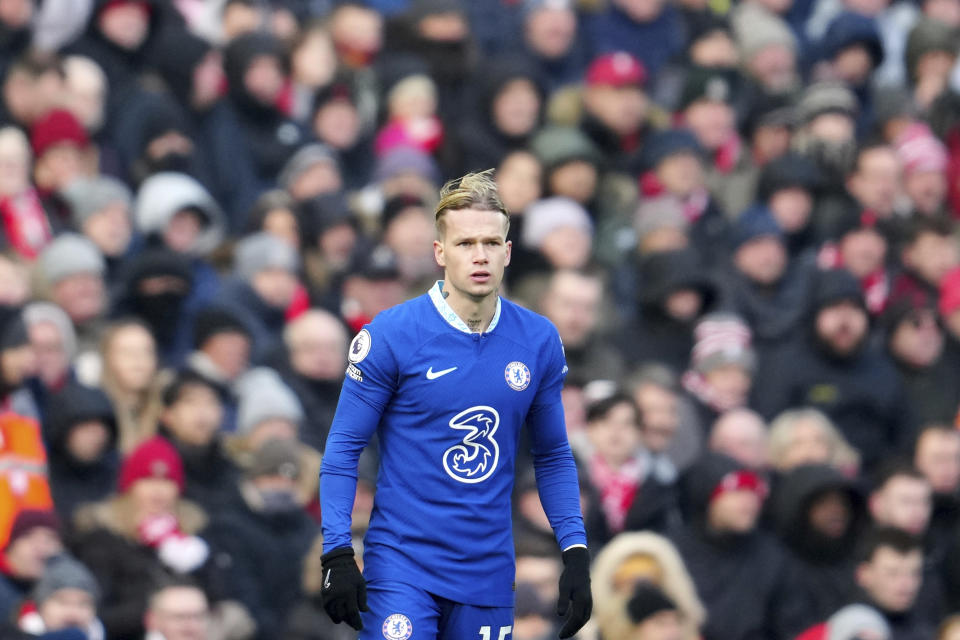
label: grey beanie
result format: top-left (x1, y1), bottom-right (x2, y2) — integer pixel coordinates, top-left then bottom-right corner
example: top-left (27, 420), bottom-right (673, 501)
top-left (39, 233), bottom-right (106, 285)
top-left (61, 176), bottom-right (132, 228)
top-left (634, 196), bottom-right (689, 242)
top-left (278, 144), bottom-right (339, 191)
top-left (521, 197), bottom-right (593, 249)
top-left (23, 302), bottom-right (77, 359)
top-left (249, 438), bottom-right (302, 479)
top-left (733, 4), bottom-right (797, 60)
top-left (233, 232), bottom-right (299, 282)
top-left (236, 367), bottom-right (304, 435)
top-left (33, 554), bottom-right (100, 605)
top-left (826, 604), bottom-right (890, 640)
top-left (797, 82), bottom-right (859, 125)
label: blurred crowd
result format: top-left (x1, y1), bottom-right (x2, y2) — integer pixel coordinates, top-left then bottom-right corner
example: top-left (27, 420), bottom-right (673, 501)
top-left (0, 0), bottom-right (960, 639)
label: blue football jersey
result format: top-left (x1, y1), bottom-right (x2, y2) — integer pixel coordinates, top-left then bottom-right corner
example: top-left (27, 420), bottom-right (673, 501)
top-left (321, 281), bottom-right (586, 607)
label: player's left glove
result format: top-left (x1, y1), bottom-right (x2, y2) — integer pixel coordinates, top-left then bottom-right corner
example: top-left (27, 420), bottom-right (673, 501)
top-left (321, 546), bottom-right (368, 630)
top-left (557, 546), bottom-right (592, 639)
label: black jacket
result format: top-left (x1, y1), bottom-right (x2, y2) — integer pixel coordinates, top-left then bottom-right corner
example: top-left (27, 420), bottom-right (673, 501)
top-left (157, 427), bottom-right (245, 519)
top-left (45, 384), bottom-right (119, 527)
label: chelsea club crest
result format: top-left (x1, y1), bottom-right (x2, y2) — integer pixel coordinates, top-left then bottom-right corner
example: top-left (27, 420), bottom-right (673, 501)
top-left (504, 361), bottom-right (531, 391)
top-left (382, 614), bottom-right (413, 640)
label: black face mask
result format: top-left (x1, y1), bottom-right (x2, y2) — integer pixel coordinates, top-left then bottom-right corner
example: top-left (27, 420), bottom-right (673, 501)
top-left (0, 23), bottom-right (31, 54)
top-left (134, 291), bottom-right (188, 344)
top-left (149, 151), bottom-right (194, 174)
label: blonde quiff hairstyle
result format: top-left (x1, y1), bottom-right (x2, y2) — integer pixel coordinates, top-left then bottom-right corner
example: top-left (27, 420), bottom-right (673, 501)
top-left (434, 169), bottom-right (510, 238)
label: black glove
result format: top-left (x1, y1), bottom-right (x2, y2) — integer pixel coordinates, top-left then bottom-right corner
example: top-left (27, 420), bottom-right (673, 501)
top-left (321, 546), bottom-right (368, 630)
top-left (556, 546), bottom-right (592, 639)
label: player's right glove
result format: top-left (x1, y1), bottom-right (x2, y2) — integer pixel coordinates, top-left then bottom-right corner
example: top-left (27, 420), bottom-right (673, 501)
top-left (321, 546), bottom-right (368, 630)
top-left (557, 546), bottom-right (592, 639)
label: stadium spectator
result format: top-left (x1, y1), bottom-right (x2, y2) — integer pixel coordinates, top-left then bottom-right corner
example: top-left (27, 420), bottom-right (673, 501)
top-left (708, 408), bottom-right (769, 470)
top-left (0, 510), bottom-right (63, 621)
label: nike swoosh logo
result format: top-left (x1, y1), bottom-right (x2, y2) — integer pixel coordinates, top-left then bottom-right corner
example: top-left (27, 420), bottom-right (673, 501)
top-left (323, 569), bottom-right (331, 590)
top-left (426, 366), bottom-right (457, 380)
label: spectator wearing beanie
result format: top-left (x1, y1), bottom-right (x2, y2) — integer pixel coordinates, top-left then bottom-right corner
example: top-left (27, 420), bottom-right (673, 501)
top-left (29, 109), bottom-right (95, 223)
top-left (680, 312), bottom-right (757, 430)
top-left (719, 205), bottom-right (816, 355)
top-left (23, 302), bottom-right (78, 407)
top-left (530, 126), bottom-right (604, 207)
top-left (883, 282), bottom-right (960, 428)
top-left (36, 233), bottom-right (108, 358)
top-left (518, 0), bottom-right (589, 93)
top-left (71, 436), bottom-right (244, 640)
top-left (668, 452), bottom-right (803, 640)
top-left (0, 510), bottom-right (62, 622)
top-left (791, 82), bottom-right (859, 184)
top-left (205, 438), bottom-right (320, 640)
top-left (626, 582), bottom-right (683, 640)
top-left (156, 369), bottom-right (245, 518)
top-left (894, 122), bottom-right (949, 216)
top-left (214, 232), bottom-right (301, 363)
top-left (519, 197), bottom-right (593, 273)
top-left (186, 306), bottom-right (253, 388)
top-left (227, 367), bottom-right (324, 512)
top-left (817, 12), bottom-right (885, 135)
top-left (278, 143), bottom-right (343, 203)
top-left (755, 152), bottom-right (821, 257)
top-left (590, 531), bottom-right (705, 640)
top-left (7, 553), bottom-right (104, 639)
top-left (638, 128), bottom-right (731, 267)
top-left (904, 17), bottom-right (960, 111)
top-left (752, 269), bottom-right (909, 472)
top-left (44, 383), bottom-right (119, 527)
top-left (60, 176), bottom-right (134, 286)
top-left (0, 126), bottom-right (53, 259)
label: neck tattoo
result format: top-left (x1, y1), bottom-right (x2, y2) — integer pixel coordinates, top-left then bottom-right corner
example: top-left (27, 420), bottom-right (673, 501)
top-left (467, 319), bottom-right (482, 331)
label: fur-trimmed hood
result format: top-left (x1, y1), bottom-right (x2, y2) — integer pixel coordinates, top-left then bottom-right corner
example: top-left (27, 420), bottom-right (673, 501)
top-left (591, 532), bottom-right (705, 640)
top-left (73, 495), bottom-right (208, 542)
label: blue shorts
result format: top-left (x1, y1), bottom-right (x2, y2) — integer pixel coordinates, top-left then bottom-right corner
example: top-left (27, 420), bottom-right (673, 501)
top-left (361, 579), bottom-right (515, 640)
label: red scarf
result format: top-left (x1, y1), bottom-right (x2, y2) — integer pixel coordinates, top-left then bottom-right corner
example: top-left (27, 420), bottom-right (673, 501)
top-left (0, 189), bottom-right (51, 259)
top-left (817, 242), bottom-right (889, 315)
top-left (638, 172), bottom-right (710, 222)
top-left (589, 452), bottom-right (645, 533)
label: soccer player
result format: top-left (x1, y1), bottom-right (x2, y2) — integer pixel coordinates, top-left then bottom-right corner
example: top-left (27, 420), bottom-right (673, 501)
top-left (319, 171), bottom-right (592, 640)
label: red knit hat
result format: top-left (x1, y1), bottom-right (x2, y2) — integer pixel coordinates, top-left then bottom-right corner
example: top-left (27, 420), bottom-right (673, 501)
top-left (118, 436), bottom-right (185, 494)
top-left (30, 109), bottom-right (90, 158)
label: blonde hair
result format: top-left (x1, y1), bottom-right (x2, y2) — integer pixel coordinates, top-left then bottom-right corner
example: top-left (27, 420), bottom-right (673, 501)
top-left (768, 407), bottom-right (860, 473)
top-left (434, 169), bottom-right (510, 237)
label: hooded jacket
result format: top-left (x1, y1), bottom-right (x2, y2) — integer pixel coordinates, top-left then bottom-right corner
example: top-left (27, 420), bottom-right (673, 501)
top-left (455, 55), bottom-right (545, 174)
top-left (769, 464), bottom-right (865, 628)
top-left (45, 384), bottom-right (119, 526)
top-left (751, 269), bottom-right (910, 471)
top-left (590, 531), bottom-right (705, 640)
top-left (668, 453), bottom-right (805, 640)
top-left (623, 249), bottom-right (718, 374)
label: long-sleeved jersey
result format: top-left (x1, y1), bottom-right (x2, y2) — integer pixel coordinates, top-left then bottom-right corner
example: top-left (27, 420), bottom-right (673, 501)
top-left (320, 281), bottom-right (586, 607)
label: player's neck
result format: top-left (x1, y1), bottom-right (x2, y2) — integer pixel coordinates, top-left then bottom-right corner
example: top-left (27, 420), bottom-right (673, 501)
top-left (442, 283), bottom-right (497, 333)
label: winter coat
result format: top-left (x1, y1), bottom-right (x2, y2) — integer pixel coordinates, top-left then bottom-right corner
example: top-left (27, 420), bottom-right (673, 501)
top-left (156, 427), bottom-right (245, 519)
top-left (204, 485), bottom-right (321, 640)
top-left (45, 384), bottom-right (119, 527)
top-left (583, 4), bottom-right (686, 80)
top-left (668, 453), bottom-right (807, 640)
top-left (589, 531), bottom-right (706, 640)
top-left (751, 271), bottom-right (911, 472)
top-left (69, 497), bottom-right (229, 640)
top-left (768, 464), bottom-right (866, 630)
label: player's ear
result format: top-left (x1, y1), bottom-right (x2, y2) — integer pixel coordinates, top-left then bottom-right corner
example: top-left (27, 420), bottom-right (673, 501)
top-left (504, 239), bottom-right (511, 267)
top-left (434, 239), bottom-right (445, 268)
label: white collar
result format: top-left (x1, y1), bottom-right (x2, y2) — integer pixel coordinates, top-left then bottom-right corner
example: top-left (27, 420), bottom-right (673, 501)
top-left (428, 280), bottom-right (501, 334)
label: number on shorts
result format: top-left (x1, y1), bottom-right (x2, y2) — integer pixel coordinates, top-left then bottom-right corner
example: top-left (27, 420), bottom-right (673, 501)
top-left (479, 625), bottom-right (512, 640)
